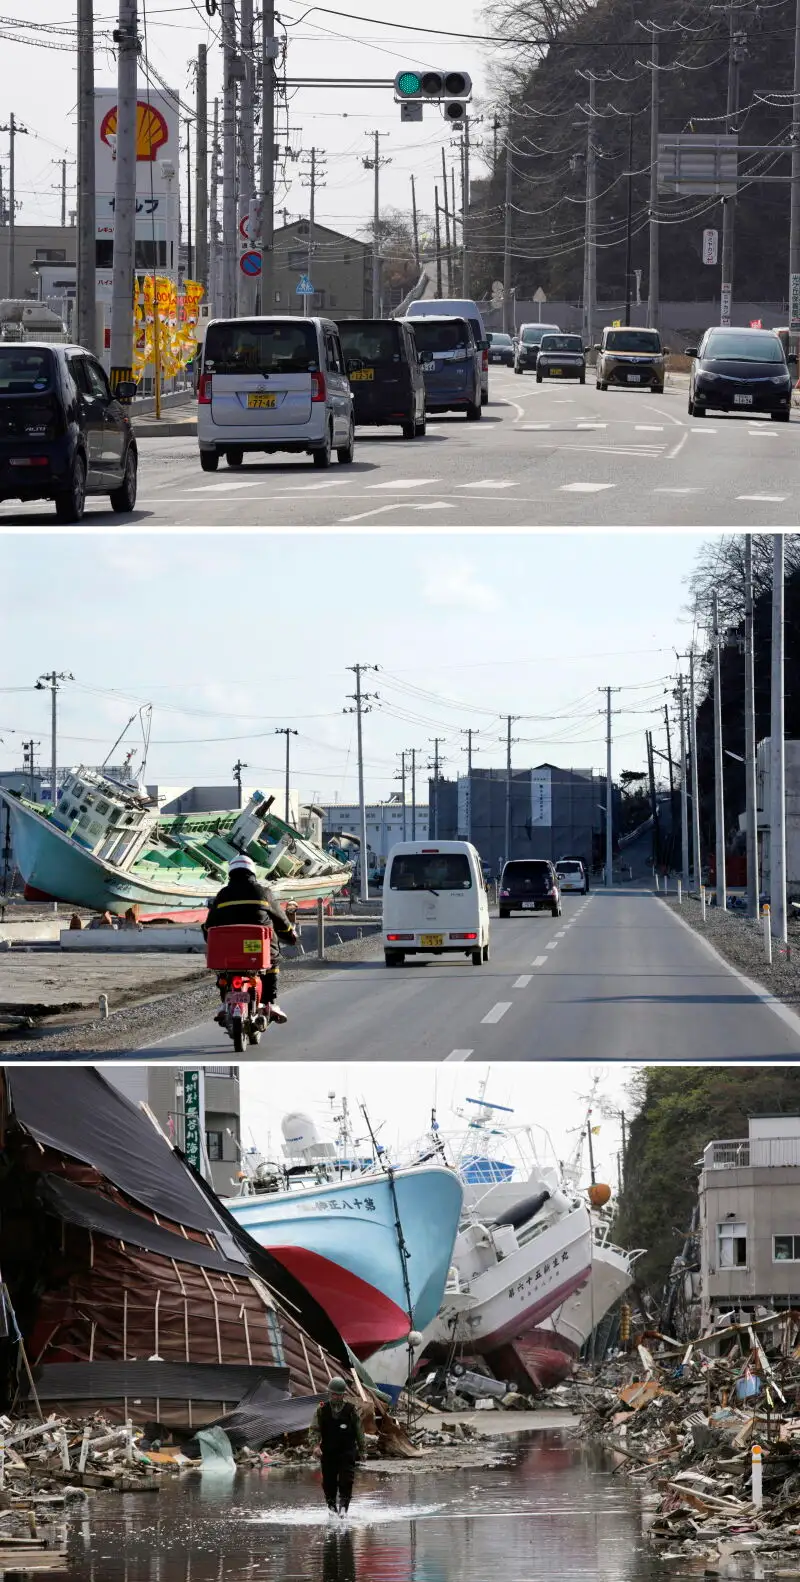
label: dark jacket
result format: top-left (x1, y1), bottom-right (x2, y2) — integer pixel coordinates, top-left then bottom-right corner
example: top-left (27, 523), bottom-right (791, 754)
top-left (309, 1400), bottom-right (365, 1462)
top-left (203, 868), bottom-right (296, 943)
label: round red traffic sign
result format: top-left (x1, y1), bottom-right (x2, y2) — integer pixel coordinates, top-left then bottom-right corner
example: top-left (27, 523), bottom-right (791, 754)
top-left (239, 250), bottom-right (262, 276)
top-left (239, 215), bottom-right (250, 240)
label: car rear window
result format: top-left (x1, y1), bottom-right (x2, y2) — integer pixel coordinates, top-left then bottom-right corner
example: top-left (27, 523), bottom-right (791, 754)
top-left (411, 320), bottom-right (471, 354)
top-left (489, 334), bottom-right (512, 347)
top-left (556, 861), bottom-right (582, 874)
top-left (603, 330), bottom-right (662, 353)
top-left (389, 852), bottom-right (472, 891)
top-left (702, 331), bottom-right (785, 363)
top-left (541, 336), bottom-right (582, 352)
top-left (204, 320), bottom-right (319, 374)
top-left (0, 347), bottom-right (55, 393)
top-left (502, 862), bottom-right (551, 884)
top-left (521, 326), bottom-right (558, 344)
top-left (339, 322), bottom-right (402, 364)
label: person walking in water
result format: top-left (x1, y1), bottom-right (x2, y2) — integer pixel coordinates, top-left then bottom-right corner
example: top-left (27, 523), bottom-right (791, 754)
top-left (309, 1377), bottom-right (365, 1519)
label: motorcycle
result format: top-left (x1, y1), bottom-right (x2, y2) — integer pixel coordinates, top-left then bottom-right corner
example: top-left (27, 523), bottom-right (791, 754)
top-left (205, 923), bottom-right (274, 1053)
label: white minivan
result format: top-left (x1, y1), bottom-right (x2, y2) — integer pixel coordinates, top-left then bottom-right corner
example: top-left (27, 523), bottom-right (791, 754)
top-left (381, 840), bottom-right (490, 967)
top-left (405, 299), bottom-right (489, 405)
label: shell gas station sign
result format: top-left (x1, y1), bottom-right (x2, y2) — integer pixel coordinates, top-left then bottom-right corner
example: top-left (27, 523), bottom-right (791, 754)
top-left (93, 86), bottom-right (180, 251)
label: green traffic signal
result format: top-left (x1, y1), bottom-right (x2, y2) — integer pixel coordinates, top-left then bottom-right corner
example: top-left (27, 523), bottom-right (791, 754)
top-left (396, 71), bottom-right (423, 97)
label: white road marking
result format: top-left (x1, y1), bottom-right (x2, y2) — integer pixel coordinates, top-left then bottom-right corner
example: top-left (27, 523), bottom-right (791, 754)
top-left (445, 1048), bottom-right (474, 1063)
top-left (481, 1002), bottom-right (512, 1024)
top-left (576, 422), bottom-right (607, 430)
top-left (559, 482), bottom-right (615, 493)
top-left (513, 975), bottom-right (533, 988)
top-left (555, 930), bottom-right (566, 938)
top-left (415, 501), bottom-right (453, 510)
top-left (184, 480), bottom-right (259, 492)
top-left (635, 425), bottom-right (664, 431)
top-left (553, 445), bottom-right (663, 458)
top-left (666, 432), bottom-right (689, 461)
top-left (689, 427), bottom-right (718, 434)
top-left (653, 486), bottom-right (702, 494)
top-left (737, 494), bottom-right (787, 502)
top-left (337, 503), bottom-right (407, 524)
top-left (520, 423), bottom-right (552, 430)
top-left (367, 478), bottom-right (439, 491)
top-left (531, 955), bottom-right (548, 967)
top-left (545, 941), bottom-right (559, 950)
top-left (460, 479), bottom-right (517, 489)
top-left (273, 480), bottom-right (350, 493)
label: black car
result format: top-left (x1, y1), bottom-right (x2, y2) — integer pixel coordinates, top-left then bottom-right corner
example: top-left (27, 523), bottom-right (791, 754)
top-left (687, 326), bottom-right (794, 420)
top-left (498, 859), bottom-right (562, 918)
top-left (336, 317), bottom-right (426, 439)
top-left (536, 333), bottom-right (586, 384)
top-left (487, 332), bottom-right (514, 367)
top-left (514, 322), bottom-right (561, 374)
top-left (0, 342), bottom-right (138, 522)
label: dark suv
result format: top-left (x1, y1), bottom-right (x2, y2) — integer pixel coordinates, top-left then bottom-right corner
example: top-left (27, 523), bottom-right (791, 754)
top-left (0, 342), bottom-right (138, 522)
top-left (499, 859), bottom-right (562, 918)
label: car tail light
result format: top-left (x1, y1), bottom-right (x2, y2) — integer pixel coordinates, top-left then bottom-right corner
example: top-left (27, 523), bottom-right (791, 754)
top-left (231, 976), bottom-right (244, 989)
top-left (10, 456), bottom-right (50, 466)
top-left (450, 932), bottom-right (478, 941)
top-left (311, 371), bottom-right (326, 402)
top-left (198, 373), bottom-right (212, 404)
top-left (386, 932), bottom-right (414, 941)
top-left (500, 889), bottom-right (509, 898)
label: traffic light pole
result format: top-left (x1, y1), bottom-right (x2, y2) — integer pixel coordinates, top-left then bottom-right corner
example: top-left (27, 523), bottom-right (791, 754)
top-left (461, 115), bottom-right (471, 297)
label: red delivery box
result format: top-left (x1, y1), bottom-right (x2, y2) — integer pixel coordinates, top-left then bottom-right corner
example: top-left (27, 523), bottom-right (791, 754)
top-left (205, 925), bottom-right (272, 972)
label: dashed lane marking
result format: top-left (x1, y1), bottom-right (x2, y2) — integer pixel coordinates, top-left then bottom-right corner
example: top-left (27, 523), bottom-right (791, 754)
top-left (737, 494), bottom-right (788, 502)
top-left (559, 482), bottom-right (615, 493)
top-left (531, 955), bottom-right (549, 967)
top-left (545, 941), bottom-right (559, 950)
top-left (513, 975), bottom-right (533, 988)
top-left (459, 479), bottom-right (518, 489)
top-left (445, 1049), bottom-right (474, 1063)
top-left (367, 478), bottom-right (439, 491)
top-left (184, 480), bottom-right (260, 492)
top-left (481, 1002), bottom-right (512, 1024)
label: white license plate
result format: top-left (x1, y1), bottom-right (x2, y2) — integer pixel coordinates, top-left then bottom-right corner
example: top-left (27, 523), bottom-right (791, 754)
top-left (227, 992), bottom-right (250, 1009)
top-left (734, 393), bottom-right (753, 405)
top-left (522, 901), bottom-right (537, 909)
top-left (626, 373), bottom-right (641, 383)
top-left (422, 362), bottom-right (435, 372)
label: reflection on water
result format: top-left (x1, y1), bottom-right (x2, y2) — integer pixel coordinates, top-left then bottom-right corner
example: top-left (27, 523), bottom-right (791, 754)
top-left (8, 1434), bottom-right (689, 1581)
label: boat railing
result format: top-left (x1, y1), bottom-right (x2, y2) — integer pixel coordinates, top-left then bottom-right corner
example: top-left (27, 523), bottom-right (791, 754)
top-left (444, 1265), bottom-right (469, 1296)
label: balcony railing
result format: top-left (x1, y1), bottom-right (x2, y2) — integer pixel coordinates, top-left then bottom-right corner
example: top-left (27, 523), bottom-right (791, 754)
top-left (704, 1137), bottom-right (800, 1170)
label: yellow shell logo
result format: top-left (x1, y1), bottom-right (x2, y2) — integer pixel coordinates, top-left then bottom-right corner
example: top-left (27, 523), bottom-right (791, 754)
top-left (101, 101), bottom-right (169, 162)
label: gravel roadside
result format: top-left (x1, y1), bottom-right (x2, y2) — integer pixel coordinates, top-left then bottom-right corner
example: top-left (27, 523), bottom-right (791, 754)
top-left (0, 928), bottom-right (384, 1059)
top-left (662, 894), bottom-right (800, 1012)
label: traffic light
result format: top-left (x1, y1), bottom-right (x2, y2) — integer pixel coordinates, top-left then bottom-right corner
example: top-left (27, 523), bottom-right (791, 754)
top-left (393, 69), bottom-right (473, 108)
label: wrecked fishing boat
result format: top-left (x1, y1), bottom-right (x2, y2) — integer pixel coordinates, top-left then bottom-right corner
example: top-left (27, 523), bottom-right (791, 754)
top-left (0, 767), bottom-right (351, 918)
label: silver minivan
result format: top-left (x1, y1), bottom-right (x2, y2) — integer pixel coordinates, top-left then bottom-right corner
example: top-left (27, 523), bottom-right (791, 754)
top-left (197, 315), bottom-right (354, 471)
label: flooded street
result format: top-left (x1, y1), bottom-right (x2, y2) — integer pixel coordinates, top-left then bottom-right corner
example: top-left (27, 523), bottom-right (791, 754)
top-left (20, 1433), bottom-right (686, 1582)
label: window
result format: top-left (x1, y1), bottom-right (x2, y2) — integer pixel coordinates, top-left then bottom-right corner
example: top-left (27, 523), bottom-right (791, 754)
top-left (389, 852), bottom-right (472, 891)
top-left (325, 332), bottom-right (343, 374)
top-left (288, 249), bottom-right (307, 271)
top-left (204, 319), bottom-right (319, 375)
top-left (409, 319), bottom-right (470, 355)
top-left (206, 1130), bottom-right (223, 1161)
top-left (702, 330), bottom-right (785, 364)
top-left (603, 329), bottom-right (662, 354)
top-left (718, 1222), bottom-right (748, 1267)
top-left (35, 248), bottom-right (66, 262)
top-left (84, 359), bottom-right (111, 401)
top-left (774, 1235), bottom-right (800, 1261)
top-left (134, 239), bottom-right (167, 269)
top-left (0, 347), bottom-right (54, 393)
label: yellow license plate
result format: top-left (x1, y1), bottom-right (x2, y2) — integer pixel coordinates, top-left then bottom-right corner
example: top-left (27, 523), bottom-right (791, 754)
top-left (551, 368), bottom-right (563, 375)
top-left (247, 393), bottom-right (277, 408)
top-left (420, 934), bottom-right (444, 947)
top-left (242, 939), bottom-right (262, 953)
top-left (350, 368), bottom-right (374, 382)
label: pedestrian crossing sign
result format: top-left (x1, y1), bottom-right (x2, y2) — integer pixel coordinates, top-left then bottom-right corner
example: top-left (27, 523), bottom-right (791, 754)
top-left (296, 275), bottom-right (314, 295)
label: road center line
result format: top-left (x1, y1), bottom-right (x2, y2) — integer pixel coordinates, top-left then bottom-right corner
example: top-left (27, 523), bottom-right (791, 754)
top-left (545, 941), bottom-right (559, 950)
top-left (531, 955), bottom-right (548, 967)
top-left (337, 503), bottom-right (407, 524)
top-left (481, 1002), bottom-right (512, 1024)
top-left (513, 975), bottom-right (533, 988)
top-left (445, 1048), bottom-right (474, 1063)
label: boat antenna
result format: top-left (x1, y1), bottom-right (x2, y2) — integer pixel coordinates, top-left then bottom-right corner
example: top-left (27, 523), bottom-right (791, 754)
top-left (138, 705), bottom-right (153, 784)
top-left (101, 713), bottom-right (137, 769)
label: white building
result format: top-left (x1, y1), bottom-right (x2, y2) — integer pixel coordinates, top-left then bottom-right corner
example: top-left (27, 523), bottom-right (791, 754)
top-left (321, 796), bottom-right (430, 874)
top-left (755, 738), bottom-right (800, 899)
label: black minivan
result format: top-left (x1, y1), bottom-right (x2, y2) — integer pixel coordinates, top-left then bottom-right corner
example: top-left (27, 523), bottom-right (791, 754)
top-left (0, 342), bottom-right (138, 522)
top-left (499, 859), bottom-right (562, 918)
top-left (337, 318), bottom-right (426, 438)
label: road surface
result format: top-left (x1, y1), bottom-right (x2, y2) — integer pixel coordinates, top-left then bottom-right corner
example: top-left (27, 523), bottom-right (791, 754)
top-left (3, 372), bottom-right (799, 527)
top-left (134, 888), bottom-right (800, 1059)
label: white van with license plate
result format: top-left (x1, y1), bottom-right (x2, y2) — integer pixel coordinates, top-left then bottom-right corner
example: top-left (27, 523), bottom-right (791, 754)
top-left (197, 315), bottom-right (354, 471)
top-left (381, 840), bottom-right (490, 967)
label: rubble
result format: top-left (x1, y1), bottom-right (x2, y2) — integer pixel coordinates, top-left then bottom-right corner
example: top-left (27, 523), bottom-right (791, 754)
top-left (571, 1310), bottom-right (800, 1575)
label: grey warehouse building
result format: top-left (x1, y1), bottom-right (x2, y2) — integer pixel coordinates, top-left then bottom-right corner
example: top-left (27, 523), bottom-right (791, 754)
top-left (430, 764), bottom-right (618, 876)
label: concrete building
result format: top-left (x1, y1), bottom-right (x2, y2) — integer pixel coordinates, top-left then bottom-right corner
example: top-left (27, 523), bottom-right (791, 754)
top-left (271, 221), bottom-right (372, 317)
top-left (755, 738), bottom-right (800, 900)
top-left (0, 225), bottom-right (77, 301)
top-left (321, 796), bottom-right (430, 877)
top-left (104, 1065), bottom-right (241, 1198)
top-left (432, 764), bottom-right (608, 876)
top-left (146, 782), bottom-right (301, 824)
top-left (698, 1115), bottom-right (800, 1328)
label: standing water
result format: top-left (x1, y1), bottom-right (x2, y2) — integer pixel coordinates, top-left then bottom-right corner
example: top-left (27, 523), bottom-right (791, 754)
top-left (19, 1434), bottom-right (684, 1581)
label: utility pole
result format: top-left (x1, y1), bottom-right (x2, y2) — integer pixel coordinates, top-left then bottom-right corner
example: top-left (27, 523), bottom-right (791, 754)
top-left (791, 0), bottom-right (800, 351)
top-left (719, 2), bottom-right (744, 326)
top-left (274, 729), bottom-right (298, 825)
top-left (345, 665), bottom-right (379, 904)
top-left (603, 687), bottom-right (618, 887)
top-left (646, 729), bottom-right (660, 871)
top-left (504, 716), bottom-right (517, 867)
top-left (744, 536), bottom-right (760, 918)
top-left (429, 738), bottom-right (445, 840)
top-left (109, 0), bottom-right (138, 392)
top-left (232, 758), bottom-right (248, 809)
top-left (35, 671), bottom-right (73, 808)
top-left (584, 74), bottom-right (596, 350)
top-left (300, 150), bottom-right (325, 317)
top-left (220, 0), bottom-right (238, 319)
top-left (441, 148), bottom-right (452, 293)
top-left (238, 0), bottom-right (256, 315)
top-left (195, 44), bottom-right (208, 291)
top-left (409, 748), bottom-right (417, 840)
top-left (461, 116), bottom-right (471, 296)
top-left (76, 0), bottom-right (96, 351)
top-left (503, 120), bottom-right (513, 335)
top-left (664, 701), bottom-right (676, 862)
top-left (434, 188), bottom-right (443, 296)
top-left (410, 174), bottom-right (420, 271)
top-left (462, 727), bottom-right (476, 845)
top-left (52, 159), bottom-right (69, 227)
top-left (678, 673), bottom-right (690, 893)
top-left (712, 590), bottom-right (727, 912)
top-left (689, 650), bottom-right (702, 892)
top-left (624, 115), bottom-right (633, 326)
top-left (1, 113), bottom-right (29, 300)
top-left (257, 0), bottom-right (278, 315)
top-left (184, 119), bottom-right (193, 282)
top-left (397, 752), bottom-right (407, 841)
top-left (364, 132), bottom-right (390, 317)
top-left (770, 534), bottom-right (787, 943)
top-left (209, 97), bottom-right (220, 312)
top-left (648, 29), bottom-right (660, 331)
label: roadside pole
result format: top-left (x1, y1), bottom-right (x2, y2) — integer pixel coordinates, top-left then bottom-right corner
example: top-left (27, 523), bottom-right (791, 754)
top-left (791, 0), bottom-right (800, 355)
top-left (195, 45), bottom-right (208, 293)
top-left (770, 535), bottom-right (787, 943)
top-left (258, 0), bottom-right (277, 315)
top-left (220, 0), bottom-right (237, 318)
top-left (238, 0), bottom-right (256, 315)
top-left (605, 687), bottom-right (613, 887)
top-left (410, 748), bottom-right (417, 840)
top-left (502, 120), bottom-right (513, 334)
top-left (648, 30), bottom-right (660, 330)
top-left (346, 665), bottom-right (379, 904)
top-left (678, 673), bottom-right (690, 895)
top-left (689, 650), bottom-right (702, 892)
top-left (461, 115), bottom-right (471, 297)
top-left (209, 97), bottom-right (220, 313)
top-left (585, 74), bottom-right (596, 351)
top-left (712, 591), bottom-right (727, 912)
top-left (275, 728), bottom-right (298, 824)
top-left (76, 0), bottom-right (97, 352)
top-left (504, 715), bottom-right (513, 867)
top-left (109, 0), bottom-right (138, 392)
top-left (744, 535), bottom-right (760, 918)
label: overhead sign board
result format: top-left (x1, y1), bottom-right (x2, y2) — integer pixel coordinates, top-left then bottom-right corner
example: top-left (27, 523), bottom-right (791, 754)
top-left (183, 1069), bottom-right (204, 1173)
top-left (658, 134), bottom-right (738, 196)
top-left (530, 769), bottom-right (552, 828)
top-left (702, 228), bottom-right (719, 265)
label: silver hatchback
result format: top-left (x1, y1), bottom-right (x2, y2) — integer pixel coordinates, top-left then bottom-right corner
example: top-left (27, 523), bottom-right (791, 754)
top-left (197, 315), bottom-right (354, 471)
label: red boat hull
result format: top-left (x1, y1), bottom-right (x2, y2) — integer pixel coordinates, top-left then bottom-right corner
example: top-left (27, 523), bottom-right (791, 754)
top-left (265, 1244), bottom-right (409, 1359)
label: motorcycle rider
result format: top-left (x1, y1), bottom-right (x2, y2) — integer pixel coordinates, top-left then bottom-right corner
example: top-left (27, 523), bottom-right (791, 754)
top-left (203, 855), bottom-right (297, 1025)
top-left (308, 1377), bottom-right (365, 1520)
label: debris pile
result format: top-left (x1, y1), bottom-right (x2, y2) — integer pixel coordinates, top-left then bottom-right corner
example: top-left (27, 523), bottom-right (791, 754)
top-left (576, 1312), bottom-right (800, 1573)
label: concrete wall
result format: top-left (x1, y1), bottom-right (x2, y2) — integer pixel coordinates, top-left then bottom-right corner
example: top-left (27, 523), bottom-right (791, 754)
top-left (148, 783), bottom-right (300, 823)
top-left (321, 802), bottom-right (430, 867)
top-left (433, 766), bottom-right (602, 876)
top-left (0, 226), bottom-right (77, 300)
top-left (482, 299), bottom-right (791, 337)
top-left (105, 1065), bottom-right (241, 1197)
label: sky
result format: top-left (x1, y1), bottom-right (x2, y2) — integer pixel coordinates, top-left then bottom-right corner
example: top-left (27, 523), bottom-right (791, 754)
top-left (239, 1059), bottom-right (638, 1193)
top-left (7, 0), bottom-right (496, 244)
top-left (0, 530), bottom-right (707, 801)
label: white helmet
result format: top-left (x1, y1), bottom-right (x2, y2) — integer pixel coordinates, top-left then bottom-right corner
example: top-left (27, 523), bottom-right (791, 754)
top-left (229, 855), bottom-right (257, 875)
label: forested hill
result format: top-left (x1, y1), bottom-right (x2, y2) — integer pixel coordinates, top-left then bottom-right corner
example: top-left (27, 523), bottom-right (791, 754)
top-left (472, 0), bottom-right (798, 304)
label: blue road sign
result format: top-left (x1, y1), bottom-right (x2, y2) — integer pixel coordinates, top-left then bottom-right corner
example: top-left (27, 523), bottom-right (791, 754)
top-left (296, 274), bottom-right (314, 295)
top-left (240, 250), bottom-right (262, 276)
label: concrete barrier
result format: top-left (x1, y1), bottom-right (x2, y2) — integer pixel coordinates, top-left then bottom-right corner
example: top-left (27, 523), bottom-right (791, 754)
top-left (0, 919), bottom-right (64, 946)
top-left (57, 918), bottom-right (382, 954)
